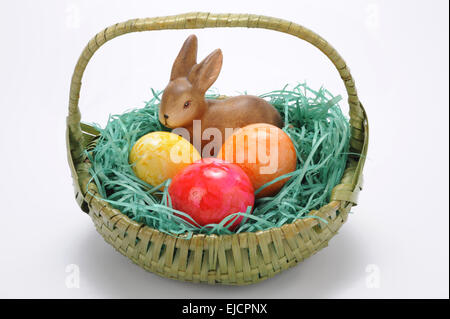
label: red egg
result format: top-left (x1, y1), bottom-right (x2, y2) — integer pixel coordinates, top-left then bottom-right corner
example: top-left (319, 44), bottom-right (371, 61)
top-left (168, 158), bottom-right (254, 230)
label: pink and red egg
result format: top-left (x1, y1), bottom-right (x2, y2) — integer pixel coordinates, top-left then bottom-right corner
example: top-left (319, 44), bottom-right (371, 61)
top-left (168, 158), bottom-right (254, 230)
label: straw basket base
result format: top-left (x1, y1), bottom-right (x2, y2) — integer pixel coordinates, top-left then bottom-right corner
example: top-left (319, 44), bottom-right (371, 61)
top-left (85, 182), bottom-right (351, 285)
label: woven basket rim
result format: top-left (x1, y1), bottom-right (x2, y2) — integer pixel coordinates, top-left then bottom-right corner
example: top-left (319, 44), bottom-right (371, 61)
top-left (83, 132), bottom-right (344, 240)
top-left (78, 89), bottom-right (351, 240)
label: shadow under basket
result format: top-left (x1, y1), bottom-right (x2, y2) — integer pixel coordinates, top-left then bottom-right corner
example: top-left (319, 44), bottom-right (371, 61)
top-left (66, 12), bottom-right (369, 285)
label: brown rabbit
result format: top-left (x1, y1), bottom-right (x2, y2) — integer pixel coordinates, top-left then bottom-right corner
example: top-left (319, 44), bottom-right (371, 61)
top-left (159, 35), bottom-right (283, 156)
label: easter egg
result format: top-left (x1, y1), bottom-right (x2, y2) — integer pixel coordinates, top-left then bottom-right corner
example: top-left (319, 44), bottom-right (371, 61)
top-left (129, 131), bottom-right (201, 187)
top-left (217, 123), bottom-right (297, 198)
top-left (168, 158), bottom-right (254, 230)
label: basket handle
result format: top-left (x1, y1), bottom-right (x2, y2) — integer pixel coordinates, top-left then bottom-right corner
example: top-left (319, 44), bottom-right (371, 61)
top-left (67, 12), bottom-right (368, 205)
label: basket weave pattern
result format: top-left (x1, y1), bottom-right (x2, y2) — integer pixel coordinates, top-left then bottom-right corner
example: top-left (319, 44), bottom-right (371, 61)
top-left (66, 12), bottom-right (368, 285)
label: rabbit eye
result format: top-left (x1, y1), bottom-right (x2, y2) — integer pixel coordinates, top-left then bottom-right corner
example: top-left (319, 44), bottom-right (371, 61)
top-left (183, 101), bottom-right (191, 109)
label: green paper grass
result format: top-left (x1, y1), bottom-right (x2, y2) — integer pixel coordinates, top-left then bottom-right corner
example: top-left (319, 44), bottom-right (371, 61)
top-left (87, 83), bottom-right (350, 238)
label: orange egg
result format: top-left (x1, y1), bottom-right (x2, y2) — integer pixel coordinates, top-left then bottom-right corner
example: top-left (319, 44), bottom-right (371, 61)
top-left (217, 123), bottom-right (297, 198)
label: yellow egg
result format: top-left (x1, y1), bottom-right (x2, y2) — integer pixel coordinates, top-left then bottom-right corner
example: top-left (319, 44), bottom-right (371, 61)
top-left (129, 132), bottom-right (201, 187)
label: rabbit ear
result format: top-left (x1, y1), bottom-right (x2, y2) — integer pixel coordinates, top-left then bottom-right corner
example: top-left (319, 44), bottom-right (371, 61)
top-left (189, 49), bottom-right (223, 93)
top-left (170, 35), bottom-right (198, 80)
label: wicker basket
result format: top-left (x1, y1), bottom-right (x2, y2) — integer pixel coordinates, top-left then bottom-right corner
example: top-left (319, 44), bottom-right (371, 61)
top-left (67, 12), bottom-right (368, 285)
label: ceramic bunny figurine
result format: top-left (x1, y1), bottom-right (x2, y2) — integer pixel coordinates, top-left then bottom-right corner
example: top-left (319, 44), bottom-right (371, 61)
top-left (159, 35), bottom-right (283, 155)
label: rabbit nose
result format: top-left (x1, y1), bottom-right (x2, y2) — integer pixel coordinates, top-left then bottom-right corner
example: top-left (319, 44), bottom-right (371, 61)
top-left (164, 114), bottom-right (169, 119)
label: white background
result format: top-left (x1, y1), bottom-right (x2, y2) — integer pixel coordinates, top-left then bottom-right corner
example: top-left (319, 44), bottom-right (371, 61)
top-left (0, 0), bottom-right (448, 298)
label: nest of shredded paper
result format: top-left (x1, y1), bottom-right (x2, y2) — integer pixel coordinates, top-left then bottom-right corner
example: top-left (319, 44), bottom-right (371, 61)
top-left (87, 83), bottom-right (350, 237)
